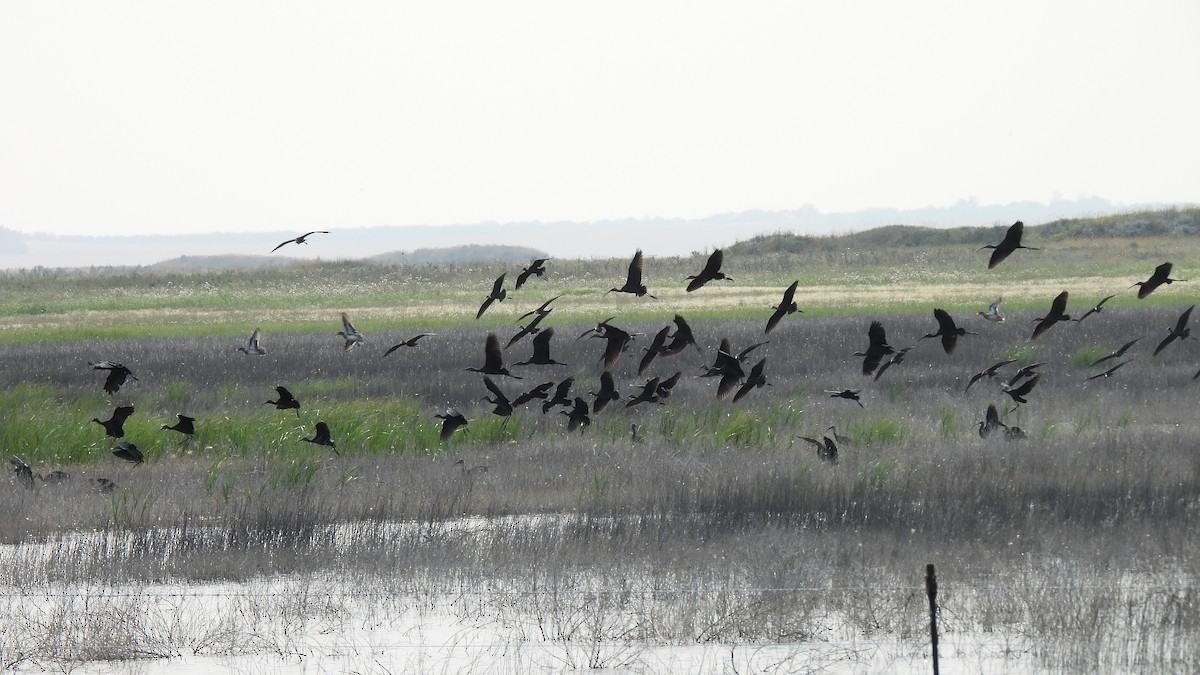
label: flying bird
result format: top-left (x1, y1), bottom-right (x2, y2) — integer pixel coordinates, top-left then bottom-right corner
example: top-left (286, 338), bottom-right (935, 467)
top-left (1087, 362), bottom-right (1127, 381)
top-left (978, 298), bottom-right (1005, 322)
top-left (111, 440), bottom-right (144, 465)
top-left (160, 414), bottom-right (195, 436)
top-left (589, 371), bottom-right (621, 414)
top-left (732, 358), bottom-right (769, 403)
top-left (89, 361), bottom-right (138, 395)
top-left (270, 230), bottom-right (329, 253)
top-left (1132, 262), bottom-right (1184, 299)
top-left (265, 385), bottom-right (301, 416)
top-left (514, 258), bottom-right (549, 289)
top-left (637, 325), bottom-right (671, 376)
top-left (655, 371), bottom-right (683, 402)
top-left (515, 328), bottom-right (568, 367)
top-left (562, 397), bottom-right (591, 432)
top-left (765, 281), bottom-right (801, 334)
top-left (1074, 294), bottom-right (1116, 323)
top-left (481, 376), bottom-right (514, 419)
top-left (1090, 337), bottom-right (1143, 367)
top-left (465, 333), bottom-right (522, 379)
top-left (512, 381), bottom-right (555, 406)
top-left (515, 295), bottom-right (561, 324)
top-left (625, 377), bottom-right (662, 408)
top-left (336, 312), bottom-right (364, 350)
top-left (477, 273), bottom-right (508, 319)
top-left (542, 377), bottom-right (575, 413)
top-left (981, 221), bottom-right (1038, 268)
top-left (580, 319), bottom-right (634, 370)
top-left (506, 309), bottom-right (549, 349)
top-left (1152, 305), bottom-right (1195, 356)
top-left (826, 389), bottom-right (865, 408)
top-left (858, 321), bottom-right (895, 376)
top-left (236, 328), bottom-right (267, 355)
top-left (873, 347), bottom-right (912, 382)
top-left (381, 334), bottom-right (435, 358)
top-left (1001, 373), bottom-right (1041, 407)
top-left (1031, 291), bottom-right (1071, 340)
top-left (797, 435), bottom-right (838, 464)
top-left (301, 421), bottom-right (338, 455)
top-left (661, 314), bottom-right (702, 357)
top-left (435, 409), bottom-right (469, 441)
top-left (606, 250), bottom-right (655, 298)
top-left (977, 404), bottom-right (1007, 438)
top-left (685, 249), bottom-right (732, 292)
top-left (921, 309), bottom-right (976, 354)
top-left (92, 405), bottom-right (135, 438)
top-left (965, 359), bottom-right (1017, 392)
top-left (1006, 362), bottom-right (1044, 387)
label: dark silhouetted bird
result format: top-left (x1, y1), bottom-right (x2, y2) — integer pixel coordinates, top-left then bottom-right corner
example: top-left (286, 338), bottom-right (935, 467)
top-left (732, 358), bottom-right (769, 403)
top-left (89, 361), bottom-right (138, 395)
top-left (93, 405), bottom-right (135, 438)
top-left (512, 381), bottom-right (555, 406)
top-left (1132, 262), bottom-right (1184, 299)
top-left (625, 377), bottom-right (662, 408)
top-left (655, 371), bottom-right (682, 402)
top-left (301, 421), bottom-right (338, 455)
top-left (236, 328), bottom-right (267, 355)
top-left (686, 249), bottom-right (732, 292)
top-left (111, 440), bottom-right (144, 465)
top-left (858, 321), bottom-right (894, 376)
top-left (981, 221), bottom-right (1038, 268)
top-left (922, 309), bottom-right (976, 354)
top-left (1074, 294), bottom-right (1116, 323)
top-left (506, 310), bottom-right (549, 349)
top-left (874, 346), bottom-right (912, 382)
top-left (477, 273), bottom-right (508, 319)
top-left (481, 376), bottom-right (514, 419)
top-left (161, 414), bottom-right (195, 436)
top-left (606, 250), bottom-right (655, 298)
top-left (1001, 374), bottom-right (1041, 408)
top-left (337, 312), bottom-right (364, 350)
top-left (542, 377), bottom-right (575, 413)
top-left (271, 230), bottom-right (329, 252)
top-left (977, 297), bottom-right (1005, 322)
top-left (265, 385), bottom-right (301, 416)
top-left (637, 326), bottom-right (671, 376)
top-left (579, 319), bottom-right (634, 370)
top-left (826, 389), bottom-right (865, 408)
top-left (702, 338), bottom-right (767, 400)
top-left (562, 397), bottom-right (591, 432)
top-left (515, 294), bottom-right (561, 323)
top-left (1006, 363), bottom-right (1044, 386)
top-left (965, 359), bottom-right (1017, 392)
top-left (382, 334), bottom-right (435, 358)
top-left (514, 258), bottom-right (549, 289)
top-left (1032, 291), bottom-right (1071, 340)
top-left (515, 328), bottom-right (568, 366)
top-left (1090, 337), bottom-right (1143, 367)
top-left (765, 281), bottom-right (801, 334)
top-left (798, 435), bottom-right (838, 464)
top-left (1153, 305), bottom-right (1195, 356)
top-left (466, 333), bottom-right (521, 379)
top-left (661, 314), bottom-right (702, 357)
top-left (1087, 362), bottom-right (1127, 381)
top-left (590, 371), bottom-right (621, 414)
top-left (977, 404), bottom-right (1007, 438)
top-left (435, 409), bottom-right (469, 441)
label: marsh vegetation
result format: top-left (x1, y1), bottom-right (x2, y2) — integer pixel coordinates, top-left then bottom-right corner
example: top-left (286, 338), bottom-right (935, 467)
top-left (2, 219), bottom-right (1199, 672)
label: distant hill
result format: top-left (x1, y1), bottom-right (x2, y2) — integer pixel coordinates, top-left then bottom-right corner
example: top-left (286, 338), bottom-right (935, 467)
top-left (366, 244), bottom-right (549, 265)
top-left (147, 255), bottom-right (300, 272)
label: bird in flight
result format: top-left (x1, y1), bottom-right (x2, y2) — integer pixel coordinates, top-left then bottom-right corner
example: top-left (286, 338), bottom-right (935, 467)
top-left (765, 281), bottom-right (801, 334)
top-left (1074, 294), bottom-right (1116, 323)
top-left (111, 440), bottom-right (144, 465)
top-left (685, 249), bottom-right (733, 292)
top-left (301, 421), bottom-right (339, 455)
top-left (435, 409), bottom-right (469, 441)
top-left (607, 250), bottom-right (656, 298)
top-left (922, 309), bottom-right (976, 354)
top-left (1001, 373), bottom-right (1041, 409)
top-left (237, 328), bottom-right (267, 355)
top-left (1090, 337), bottom-right (1142, 367)
top-left (858, 321), bottom-right (894, 376)
top-left (981, 221), bottom-right (1038, 268)
top-left (1087, 362), bottom-right (1127, 381)
top-left (515, 258), bottom-right (549, 290)
top-left (381, 334), bottom-right (435, 358)
top-left (93, 405), bottom-right (135, 438)
top-left (515, 328), bottom-right (568, 367)
top-left (797, 435), bottom-right (839, 464)
top-left (1132, 262), bottom-right (1185, 299)
top-left (826, 389), bottom-right (865, 408)
top-left (965, 359), bottom-right (1017, 392)
top-left (161, 414), bottom-right (196, 436)
top-left (337, 312), bottom-right (364, 350)
top-left (1152, 305), bottom-right (1195, 356)
top-left (270, 231), bottom-right (329, 253)
top-left (977, 298), bottom-right (1005, 322)
top-left (265, 385), bottom-right (301, 416)
top-left (89, 361), bottom-right (138, 395)
top-left (977, 403), bottom-right (1007, 438)
top-left (1031, 291), bottom-right (1071, 340)
top-left (732, 358), bottom-right (769, 403)
top-left (466, 333), bottom-right (521, 379)
top-left (477, 273), bottom-right (508, 319)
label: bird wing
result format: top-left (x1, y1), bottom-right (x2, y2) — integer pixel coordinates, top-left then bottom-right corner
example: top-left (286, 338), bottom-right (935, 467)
top-left (482, 333), bottom-right (504, 370)
top-left (270, 237), bottom-right (297, 252)
top-left (780, 280), bottom-right (798, 305)
top-left (482, 376), bottom-right (509, 404)
top-left (248, 328), bottom-right (262, 350)
top-left (626, 250), bottom-right (644, 286)
top-left (491, 273), bottom-right (506, 296)
top-left (989, 297), bottom-right (1003, 314)
top-left (113, 405), bottom-right (136, 424)
top-left (933, 309), bottom-right (956, 334)
top-left (868, 321), bottom-right (889, 348)
top-left (1175, 305), bottom-right (1195, 332)
top-left (765, 307), bottom-right (787, 334)
top-left (341, 313), bottom-right (356, 335)
top-left (1050, 291), bottom-right (1069, 318)
top-left (476, 297), bottom-right (495, 320)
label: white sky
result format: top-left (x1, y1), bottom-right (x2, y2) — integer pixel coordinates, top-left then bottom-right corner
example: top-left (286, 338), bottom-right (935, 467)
top-left (1, 1), bottom-right (1197, 237)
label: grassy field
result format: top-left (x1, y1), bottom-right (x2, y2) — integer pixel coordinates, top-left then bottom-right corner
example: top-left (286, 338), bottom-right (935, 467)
top-left (2, 233), bottom-right (1200, 672)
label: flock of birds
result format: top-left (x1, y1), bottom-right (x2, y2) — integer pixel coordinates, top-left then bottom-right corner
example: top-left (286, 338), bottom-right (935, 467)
top-left (8, 221), bottom-right (1195, 487)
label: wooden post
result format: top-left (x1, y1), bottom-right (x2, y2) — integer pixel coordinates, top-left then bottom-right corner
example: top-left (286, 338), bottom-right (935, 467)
top-left (926, 563), bottom-right (939, 675)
